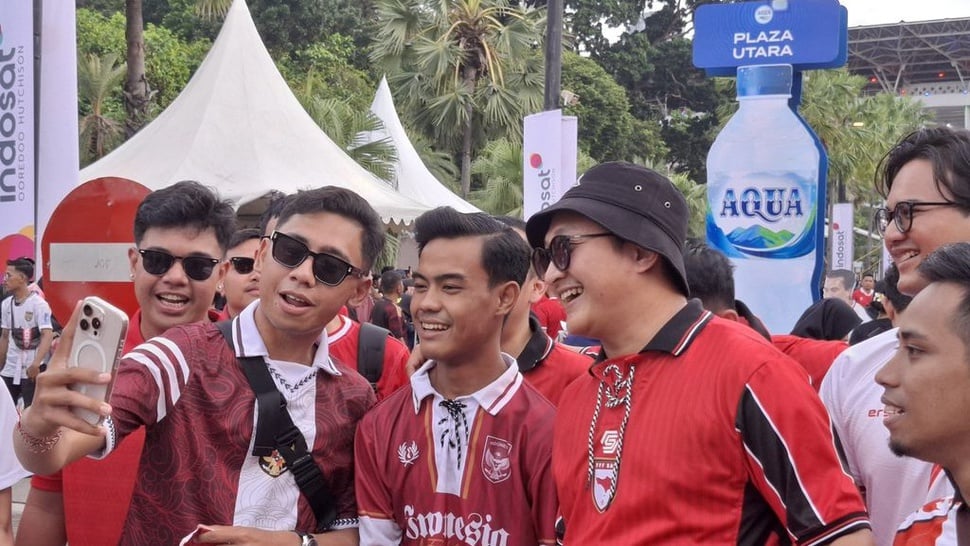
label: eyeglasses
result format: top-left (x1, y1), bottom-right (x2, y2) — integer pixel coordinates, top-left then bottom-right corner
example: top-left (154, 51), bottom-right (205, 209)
top-left (532, 233), bottom-right (613, 275)
top-left (874, 200), bottom-right (959, 234)
top-left (229, 257), bottom-right (255, 275)
top-left (270, 231), bottom-right (365, 286)
top-left (138, 249), bottom-right (220, 281)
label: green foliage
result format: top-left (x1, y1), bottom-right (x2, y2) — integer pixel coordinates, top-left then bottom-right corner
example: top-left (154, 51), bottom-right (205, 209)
top-left (78, 53), bottom-right (127, 166)
top-left (279, 36), bottom-right (376, 112)
top-left (371, 0), bottom-right (546, 196)
top-left (561, 52), bottom-right (666, 163)
top-left (75, 8), bottom-right (211, 113)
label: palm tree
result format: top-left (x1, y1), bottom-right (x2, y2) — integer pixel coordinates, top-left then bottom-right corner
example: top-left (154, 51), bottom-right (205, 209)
top-left (123, 0), bottom-right (231, 136)
top-left (371, 0), bottom-right (546, 198)
top-left (78, 53), bottom-right (127, 165)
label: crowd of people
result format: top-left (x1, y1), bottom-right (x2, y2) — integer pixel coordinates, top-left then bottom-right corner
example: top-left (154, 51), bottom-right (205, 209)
top-left (0, 125), bottom-right (968, 545)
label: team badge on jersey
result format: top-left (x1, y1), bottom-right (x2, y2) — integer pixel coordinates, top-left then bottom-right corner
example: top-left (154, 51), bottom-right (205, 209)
top-left (24, 311), bottom-right (32, 322)
top-left (398, 441), bottom-right (420, 466)
top-left (259, 449), bottom-right (288, 477)
top-left (593, 458), bottom-right (617, 512)
top-left (482, 435), bottom-right (512, 484)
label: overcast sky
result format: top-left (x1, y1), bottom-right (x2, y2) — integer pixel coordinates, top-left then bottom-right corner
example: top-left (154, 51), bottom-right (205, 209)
top-left (841, 0), bottom-right (968, 26)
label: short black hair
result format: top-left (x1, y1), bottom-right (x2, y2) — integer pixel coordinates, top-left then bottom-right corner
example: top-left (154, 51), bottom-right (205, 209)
top-left (877, 127), bottom-right (970, 214)
top-left (882, 265), bottom-right (913, 313)
top-left (414, 207), bottom-right (530, 287)
top-left (684, 240), bottom-right (735, 313)
top-left (275, 187), bottom-right (385, 270)
top-left (134, 181), bottom-right (236, 252)
top-left (228, 228), bottom-right (262, 250)
top-left (917, 242), bottom-right (970, 344)
top-left (493, 215), bottom-right (527, 231)
top-left (6, 257), bottom-right (34, 281)
top-left (826, 269), bottom-right (856, 291)
top-left (380, 270), bottom-right (403, 294)
top-left (258, 191), bottom-right (291, 236)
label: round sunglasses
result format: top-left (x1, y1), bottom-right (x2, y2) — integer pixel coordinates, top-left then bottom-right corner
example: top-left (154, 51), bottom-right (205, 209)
top-left (138, 249), bottom-right (220, 281)
top-left (270, 231), bottom-right (366, 286)
top-left (531, 233), bottom-right (613, 275)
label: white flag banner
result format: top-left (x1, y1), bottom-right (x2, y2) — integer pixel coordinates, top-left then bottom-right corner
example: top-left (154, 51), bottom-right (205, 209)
top-left (830, 202), bottom-right (854, 270)
top-left (36, 0), bottom-right (79, 265)
top-left (0, 1), bottom-right (37, 254)
top-left (523, 110), bottom-right (578, 219)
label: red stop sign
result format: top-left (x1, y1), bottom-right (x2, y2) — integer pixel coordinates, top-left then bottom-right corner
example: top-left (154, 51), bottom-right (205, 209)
top-left (41, 177), bottom-right (150, 324)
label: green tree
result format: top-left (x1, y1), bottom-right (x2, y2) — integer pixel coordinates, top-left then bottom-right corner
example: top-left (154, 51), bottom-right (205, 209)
top-left (561, 51), bottom-right (666, 163)
top-left (301, 96), bottom-right (399, 183)
top-left (371, 0), bottom-right (546, 198)
top-left (78, 53), bottom-right (127, 165)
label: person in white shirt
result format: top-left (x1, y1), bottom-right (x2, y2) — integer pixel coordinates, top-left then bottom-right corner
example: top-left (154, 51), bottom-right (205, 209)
top-left (0, 257), bottom-right (53, 409)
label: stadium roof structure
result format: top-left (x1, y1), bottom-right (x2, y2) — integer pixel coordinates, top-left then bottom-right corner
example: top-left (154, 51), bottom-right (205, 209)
top-left (847, 17), bottom-right (970, 127)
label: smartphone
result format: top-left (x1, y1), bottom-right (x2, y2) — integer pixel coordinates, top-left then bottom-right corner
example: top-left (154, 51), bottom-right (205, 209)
top-left (67, 297), bottom-right (129, 426)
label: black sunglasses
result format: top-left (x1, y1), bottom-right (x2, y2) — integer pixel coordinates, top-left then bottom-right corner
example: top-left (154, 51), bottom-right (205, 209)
top-left (874, 200), bottom-right (959, 234)
top-left (138, 249), bottom-right (220, 281)
top-left (270, 231), bottom-right (365, 286)
top-left (229, 257), bottom-right (255, 275)
top-left (532, 233), bottom-right (613, 275)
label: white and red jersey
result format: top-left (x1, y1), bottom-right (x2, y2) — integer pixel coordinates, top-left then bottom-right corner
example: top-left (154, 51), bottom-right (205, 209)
top-left (327, 313), bottom-right (410, 400)
top-left (99, 303), bottom-right (375, 545)
top-left (820, 329), bottom-right (952, 546)
top-left (355, 356), bottom-right (558, 545)
top-left (554, 301), bottom-right (870, 545)
top-left (893, 494), bottom-right (963, 546)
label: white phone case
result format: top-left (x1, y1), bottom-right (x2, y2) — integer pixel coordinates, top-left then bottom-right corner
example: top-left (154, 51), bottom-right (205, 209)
top-left (67, 296), bottom-right (129, 426)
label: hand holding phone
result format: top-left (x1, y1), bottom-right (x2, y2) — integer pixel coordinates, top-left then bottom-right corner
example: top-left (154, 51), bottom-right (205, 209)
top-left (67, 297), bottom-right (129, 425)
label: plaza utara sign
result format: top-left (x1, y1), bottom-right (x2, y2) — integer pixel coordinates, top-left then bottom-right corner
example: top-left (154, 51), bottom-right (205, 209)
top-left (693, 0), bottom-right (847, 76)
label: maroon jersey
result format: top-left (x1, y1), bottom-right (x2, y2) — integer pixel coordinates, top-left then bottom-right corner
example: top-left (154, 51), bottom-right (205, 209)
top-left (554, 301), bottom-right (869, 545)
top-left (99, 305), bottom-right (374, 545)
top-left (355, 358), bottom-right (558, 545)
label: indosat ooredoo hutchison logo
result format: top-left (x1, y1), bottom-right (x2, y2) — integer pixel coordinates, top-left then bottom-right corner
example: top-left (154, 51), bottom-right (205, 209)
top-left (528, 153), bottom-right (557, 210)
top-left (706, 172), bottom-right (818, 259)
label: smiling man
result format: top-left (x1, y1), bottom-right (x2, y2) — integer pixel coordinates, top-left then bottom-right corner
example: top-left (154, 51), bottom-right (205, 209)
top-left (354, 207), bottom-right (557, 545)
top-left (525, 161), bottom-right (872, 545)
top-left (14, 186), bottom-right (381, 545)
top-left (876, 242), bottom-right (970, 545)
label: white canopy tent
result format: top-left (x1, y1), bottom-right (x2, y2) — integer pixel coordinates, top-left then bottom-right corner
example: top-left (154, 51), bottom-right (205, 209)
top-left (77, 0), bottom-right (430, 226)
top-left (367, 77), bottom-right (480, 213)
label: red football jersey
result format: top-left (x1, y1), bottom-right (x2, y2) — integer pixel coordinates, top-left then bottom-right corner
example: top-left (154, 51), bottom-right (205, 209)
top-left (517, 315), bottom-right (590, 406)
top-left (530, 295), bottom-right (567, 340)
top-left (554, 301), bottom-right (869, 545)
top-left (328, 314), bottom-right (410, 400)
top-left (356, 360), bottom-right (558, 545)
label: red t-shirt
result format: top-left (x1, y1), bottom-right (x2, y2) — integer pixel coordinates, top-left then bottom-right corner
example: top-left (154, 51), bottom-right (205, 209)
top-left (531, 295), bottom-right (567, 340)
top-left (327, 314), bottom-right (410, 400)
top-left (553, 301), bottom-right (869, 545)
top-left (517, 314), bottom-right (590, 406)
top-left (852, 289), bottom-right (874, 308)
top-left (771, 334), bottom-right (848, 392)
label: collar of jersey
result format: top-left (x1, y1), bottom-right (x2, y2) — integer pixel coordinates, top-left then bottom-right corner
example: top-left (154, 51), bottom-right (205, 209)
top-left (410, 353), bottom-right (522, 415)
top-left (229, 300), bottom-right (339, 376)
top-left (636, 299), bottom-right (713, 357)
top-left (516, 313), bottom-right (554, 373)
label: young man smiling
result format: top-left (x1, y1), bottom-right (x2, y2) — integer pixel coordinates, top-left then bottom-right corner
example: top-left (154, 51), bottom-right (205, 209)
top-left (525, 161), bottom-right (872, 545)
top-left (15, 186), bottom-right (380, 545)
top-left (354, 207), bottom-right (557, 545)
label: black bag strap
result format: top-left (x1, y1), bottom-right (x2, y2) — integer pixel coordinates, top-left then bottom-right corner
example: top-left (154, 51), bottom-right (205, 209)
top-left (215, 320), bottom-right (336, 531)
top-left (357, 322), bottom-right (389, 390)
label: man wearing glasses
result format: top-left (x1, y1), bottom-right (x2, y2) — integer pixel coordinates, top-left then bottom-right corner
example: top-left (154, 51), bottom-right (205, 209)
top-left (821, 127), bottom-right (970, 545)
top-left (525, 161), bottom-right (872, 545)
top-left (15, 186), bottom-right (379, 545)
top-left (219, 228), bottom-right (263, 320)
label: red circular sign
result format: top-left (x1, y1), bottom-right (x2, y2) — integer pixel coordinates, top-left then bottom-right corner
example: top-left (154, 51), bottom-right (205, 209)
top-left (41, 177), bottom-right (150, 324)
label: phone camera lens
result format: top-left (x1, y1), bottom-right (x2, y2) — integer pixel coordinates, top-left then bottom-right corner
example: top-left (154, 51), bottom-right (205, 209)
top-left (91, 318), bottom-right (102, 330)
top-left (79, 319), bottom-right (89, 331)
top-left (83, 304), bottom-right (93, 317)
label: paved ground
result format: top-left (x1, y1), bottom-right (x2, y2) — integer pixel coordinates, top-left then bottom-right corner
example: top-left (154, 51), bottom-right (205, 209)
top-left (11, 477), bottom-right (27, 536)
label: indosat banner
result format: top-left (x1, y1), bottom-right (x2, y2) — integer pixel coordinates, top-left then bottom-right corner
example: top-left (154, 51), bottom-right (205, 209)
top-left (829, 203), bottom-right (854, 271)
top-left (0, 2), bottom-right (36, 257)
top-left (522, 110), bottom-right (577, 219)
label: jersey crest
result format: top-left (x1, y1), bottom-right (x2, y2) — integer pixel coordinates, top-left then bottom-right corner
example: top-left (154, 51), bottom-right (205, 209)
top-left (593, 458), bottom-right (617, 512)
top-left (482, 435), bottom-right (512, 484)
top-left (398, 440), bottom-right (420, 466)
top-left (259, 449), bottom-right (288, 477)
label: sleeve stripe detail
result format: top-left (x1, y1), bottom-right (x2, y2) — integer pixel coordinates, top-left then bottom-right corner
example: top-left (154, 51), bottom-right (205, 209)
top-left (127, 352), bottom-right (169, 420)
top-left (358, 510), bottom-right (395, 519)
top-left (801, 515), bottom-right (870, 546)
top-left (739, 384), bottom-right (825, 532)
top-left (139, 343), bottom-right (184, 405)
top-left (154, 337), bottom-right (191, 383)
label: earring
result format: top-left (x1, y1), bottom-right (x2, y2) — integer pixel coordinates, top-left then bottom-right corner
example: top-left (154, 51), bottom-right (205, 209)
top-left (217, 283), bottom-right (224, 291)
top-left (129, 273), bottom-right (134, 280)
